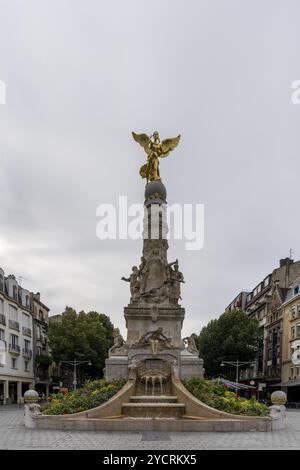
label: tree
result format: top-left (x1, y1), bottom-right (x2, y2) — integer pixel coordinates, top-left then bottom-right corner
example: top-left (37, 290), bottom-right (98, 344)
top-left (196, 310), bottom-right (259, 378)
top-left (48, 306), bottom-right (115, 381)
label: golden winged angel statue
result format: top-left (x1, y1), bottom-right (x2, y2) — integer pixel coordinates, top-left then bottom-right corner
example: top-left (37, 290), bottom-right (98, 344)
top-left (132, 131), bottom-right (181, 182)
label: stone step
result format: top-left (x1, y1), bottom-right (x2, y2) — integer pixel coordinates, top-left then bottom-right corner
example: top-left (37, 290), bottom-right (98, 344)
top-left (122, 402), bottom-right (186, 419)
top-left (130, 396), bottom-right (178, 403)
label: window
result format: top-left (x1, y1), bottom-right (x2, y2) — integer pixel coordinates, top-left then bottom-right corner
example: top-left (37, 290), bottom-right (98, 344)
top-left (11, 357), bottom-right (17, 369)
top-left (25, 295), bottom-right (30, 308)
top-left (36, 325), bottom-right (41, 340)
top-left (9, 305), bottom-right (18, 321)
top-left (24, 360), bottom-right (29, 372)
top-left (297, 367), bottom-right (300, 376)
top-left (22, 313), bottom-right (30, 328)
top-left (292, 306), bottom-right (297, 319)
top-left (12, 285), bottom-right (17, 300)
top-left (291, 367), bottom-right (294, 377)
top-left (10, 334), bottom-right (18, 348)
top-left (24, 339), bottom-right (30, 352)
top-left (0, 298), bottom-right (3, 314)
top-left (0, 276), bottom-right (3, 291)
top-left (0, 329), bottom-right (5, 342)
top-left (297, 324), bottom-right (300, 338)
top-left (39, 310), bottom-right (44, 321)
top-left (291, 327), bottom-right (295, 339)
top-left (297, 304), bottom-right (300, 316)
top-left (294, 286), bottom-right (299, 296)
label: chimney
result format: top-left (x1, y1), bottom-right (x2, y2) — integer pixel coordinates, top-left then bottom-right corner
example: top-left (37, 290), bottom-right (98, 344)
top-left (280, 258), bottom-right (293, 268)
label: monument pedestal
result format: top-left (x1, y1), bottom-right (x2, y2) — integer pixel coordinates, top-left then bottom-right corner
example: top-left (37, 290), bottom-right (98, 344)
top-left (104, 356), bottom-right (128, 381)
top-left (180, 350), bottom-right (204, 380)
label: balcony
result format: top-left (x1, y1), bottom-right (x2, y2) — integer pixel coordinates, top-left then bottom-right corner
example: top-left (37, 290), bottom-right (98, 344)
top-left (9, 344), bottom-right (20, 354)
top-left (0, 314), bottom-right (6, 326)
top-left (22, 326), bottom-right (32, 337)
top-left (9, 320), bottom-right (20, 332)
top-left (22, 348), bottom-right (32, 359)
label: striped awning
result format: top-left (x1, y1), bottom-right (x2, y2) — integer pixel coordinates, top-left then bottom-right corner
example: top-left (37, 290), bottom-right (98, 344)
top-left (213, 378), bottom-right (256, 390)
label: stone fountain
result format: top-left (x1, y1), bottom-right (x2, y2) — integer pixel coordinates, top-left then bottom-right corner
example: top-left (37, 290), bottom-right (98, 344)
top-left (32, 132), bottom-right (280, 431)
top-left (104, 177), bottom-right (204, 418)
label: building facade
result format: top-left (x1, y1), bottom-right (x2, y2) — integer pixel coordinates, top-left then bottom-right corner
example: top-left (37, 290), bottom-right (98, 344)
top-left (32, 293), bottom-right (51, 397)
top-left (281, 279), bottom-right (300, 400)
top-left (226, 258), bottom-right (300, 398)
top-left (0, 267), bottom-right (50, 404)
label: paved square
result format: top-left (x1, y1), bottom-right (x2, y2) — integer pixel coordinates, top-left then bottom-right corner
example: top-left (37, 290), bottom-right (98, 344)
top-left (0, 406), bottom-right (300, 449)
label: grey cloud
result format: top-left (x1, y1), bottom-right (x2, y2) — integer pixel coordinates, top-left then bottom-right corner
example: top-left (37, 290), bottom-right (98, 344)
top-left (0, 0), bottom-right (299, 336)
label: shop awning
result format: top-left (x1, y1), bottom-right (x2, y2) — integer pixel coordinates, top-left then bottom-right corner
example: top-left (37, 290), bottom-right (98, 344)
top-left (213, 378), bottom-right (256, 390)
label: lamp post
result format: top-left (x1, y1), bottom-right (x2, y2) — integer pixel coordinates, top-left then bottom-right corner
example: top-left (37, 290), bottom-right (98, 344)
top-left (59, 360), bottom-right (92, 390)
top-left (220, 360), bottom-right (256, 395)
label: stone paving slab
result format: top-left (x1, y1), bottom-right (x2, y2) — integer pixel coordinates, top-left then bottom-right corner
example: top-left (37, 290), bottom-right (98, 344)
top-left (0, 406), bottom-right (300, 449)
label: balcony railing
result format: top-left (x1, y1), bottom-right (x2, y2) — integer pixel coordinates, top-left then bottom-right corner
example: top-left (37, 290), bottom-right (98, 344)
top-left (22, 326), bottom-right (32, 337)
top-left (0, 314), bottom-right (6, 326)
top-left (9, 344), bottom-right (20, 354)
top-left (9, 320), bottom-right (20, 331)
top-left (22, 348), bottom-right (32, 358)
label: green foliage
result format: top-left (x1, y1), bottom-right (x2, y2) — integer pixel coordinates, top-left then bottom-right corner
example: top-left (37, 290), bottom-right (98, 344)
top-left (42, 379), bottom-right (126, 415)
top-left (184, 377), bottom-right (269, 417)
top-left (35, 354), bottom-right (52, 366)
top-left (196, 309), bottom-right (259, 378)
top-left (48, 307), bottom-right (115, 379)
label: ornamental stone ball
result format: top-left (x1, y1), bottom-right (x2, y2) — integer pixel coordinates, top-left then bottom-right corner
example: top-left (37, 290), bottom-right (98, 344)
top-left (271, 390), bottom-right (287, 405)
top-left (24, 389), bottom-right (39, 403)
top-left (145, 180), bottom-right (167, 202)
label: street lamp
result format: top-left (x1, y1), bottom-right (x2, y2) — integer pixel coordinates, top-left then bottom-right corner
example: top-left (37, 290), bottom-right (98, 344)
top-left (59, 359), bottom-right (92, 390)
top-left (220, 359), bottom-right (256, 395)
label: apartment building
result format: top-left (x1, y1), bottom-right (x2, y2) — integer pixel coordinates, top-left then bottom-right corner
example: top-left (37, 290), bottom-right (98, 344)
top-left (0, 267), bottom-right (50, 404)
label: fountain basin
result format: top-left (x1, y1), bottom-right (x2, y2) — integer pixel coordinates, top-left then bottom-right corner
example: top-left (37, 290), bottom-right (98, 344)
top-left (122, 402), bottom-right (185, 419)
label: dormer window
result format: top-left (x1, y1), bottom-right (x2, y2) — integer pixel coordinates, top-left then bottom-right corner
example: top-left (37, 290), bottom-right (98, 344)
top-left (13, 285), bottom-right (17, 300)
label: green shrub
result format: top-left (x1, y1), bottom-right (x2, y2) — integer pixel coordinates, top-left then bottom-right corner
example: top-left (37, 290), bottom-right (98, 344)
top-left (183, 378), bottom-right (269, 417)
top-left (42, 379), bottom-right (126, 415)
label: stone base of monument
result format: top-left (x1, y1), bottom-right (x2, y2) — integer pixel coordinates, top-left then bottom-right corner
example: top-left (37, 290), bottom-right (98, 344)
top-left (104, 356), bottom-right (129, 381)
top-left (180, 350), bottom-right (204, 380)
top-left (32, 372), bottom-right (278, 432)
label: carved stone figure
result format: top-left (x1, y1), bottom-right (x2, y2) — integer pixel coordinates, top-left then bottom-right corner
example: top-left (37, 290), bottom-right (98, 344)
top-left (109, 334), bottom-right (128, 356)
top-left (128, 358), bottom-right (138, 380)
top-left (167, 259), bottom-right (184, 305)
top-left (138, 256), bottom-right (147, 293)
top-left (132, 131), bottom-right (181, 182)
top-left (171, 359), bottom-right (180, 379)
top-left (132, 327), bottom-right (173, 355)
top-left (141, 249), bottom-right (168, 296)
top-left (121, 266), bottom-right (140, 303)
top-left (183, 333), bottom-right (199, 355)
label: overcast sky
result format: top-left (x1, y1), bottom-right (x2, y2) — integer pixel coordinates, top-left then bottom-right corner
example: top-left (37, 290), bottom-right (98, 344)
top-left (0, 1), bottom-right (299, 336)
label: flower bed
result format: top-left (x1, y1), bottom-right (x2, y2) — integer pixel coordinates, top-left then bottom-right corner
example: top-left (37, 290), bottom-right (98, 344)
top-left (183, 378), bottom-right (269, 417)
top-left (42, 379), bottom-right (126, 415)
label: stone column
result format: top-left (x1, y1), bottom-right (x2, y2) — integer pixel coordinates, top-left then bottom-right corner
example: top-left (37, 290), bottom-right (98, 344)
top-left (3, 380), bottom-right (9, 405)
top-left (17, 381), bottom-right (22, 405)
top-left (45, 384), bottom-right (50, 399)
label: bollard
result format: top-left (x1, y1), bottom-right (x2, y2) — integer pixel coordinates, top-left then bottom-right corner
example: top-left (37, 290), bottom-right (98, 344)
top-left (23, 390), bottom-right (41, 429)
top-left (269, 391), bottom-right (287, 430)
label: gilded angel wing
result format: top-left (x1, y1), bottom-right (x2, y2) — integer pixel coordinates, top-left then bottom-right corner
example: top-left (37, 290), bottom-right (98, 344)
top-left (132, 132), bottom-right (151, 154)
top-left (160, 134), bottom-right (181, 157)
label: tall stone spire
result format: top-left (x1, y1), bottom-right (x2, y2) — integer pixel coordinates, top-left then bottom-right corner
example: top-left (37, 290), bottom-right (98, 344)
top-left (105, 177), bottom-right (204, 382)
